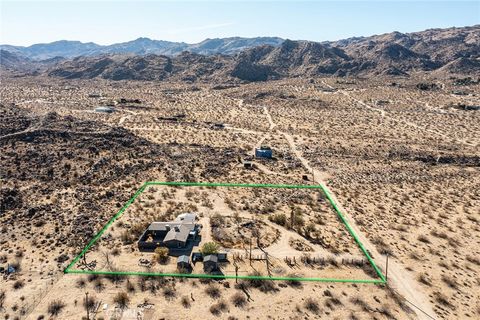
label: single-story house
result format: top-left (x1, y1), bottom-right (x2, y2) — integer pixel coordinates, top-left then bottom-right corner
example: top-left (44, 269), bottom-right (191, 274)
top-left (138, 213), bottom-right (199, 251)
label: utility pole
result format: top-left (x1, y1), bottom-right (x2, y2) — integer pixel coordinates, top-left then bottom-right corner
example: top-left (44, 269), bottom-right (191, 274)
top-left (385, 254), bottom-right (389, 284)
top-left (85, 291), bottom-right (89, 320)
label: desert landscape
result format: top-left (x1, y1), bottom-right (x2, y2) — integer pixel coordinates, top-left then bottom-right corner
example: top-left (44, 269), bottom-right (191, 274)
top-left (0, 17), bottom-right (479, 320)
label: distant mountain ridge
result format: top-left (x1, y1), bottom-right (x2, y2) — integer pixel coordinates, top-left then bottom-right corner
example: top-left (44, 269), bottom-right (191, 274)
top-left (1, 26), bottom-right (479, 81)
top-left (0, 37), bottom-right (285, 60)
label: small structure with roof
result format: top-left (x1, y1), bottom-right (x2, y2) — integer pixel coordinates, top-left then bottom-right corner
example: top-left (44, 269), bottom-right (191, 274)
top-left (255, 146), bottom-right (273, 159)
top-left (203, 255), bottom-right (218, 273)
top-left (94, 106), bottom-right (115, 113)
top-left (177, 255), bottom-right (191, 271)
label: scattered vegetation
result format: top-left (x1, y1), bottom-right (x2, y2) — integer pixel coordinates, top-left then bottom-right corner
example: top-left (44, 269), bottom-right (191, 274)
top-left (201, 242), bottom-right (220, 255)
top-left (205, 284), bottom-right (221, 298)
top-left (231, 292), bottom-right (247, 308)
top-left (304, 298), bottom-right (320, 314)
top-left (113, 292), bottom-right (130, 309)
top-left (154, 247), bottom-right (169, 264)
top-left (47, 300), bottom-right (65, 316)
top-left (181, 296), bottom-right (191, 308)
top-left (210, 299), bottom-right (228, 315)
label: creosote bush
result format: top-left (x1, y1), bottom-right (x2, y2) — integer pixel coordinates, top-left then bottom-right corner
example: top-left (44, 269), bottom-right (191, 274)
top-left (231, 292), bottom-right (246, 307)
top-left (304, 298), bottom-right (320, 314)
top-left (113, 292), bottom-right (130, 308)
top-left (181, 296), bottom-right (190, 308)
top-left (205, 284), bottom-right (221, 298)
top-left (48, 300), bottom-right (65, 316)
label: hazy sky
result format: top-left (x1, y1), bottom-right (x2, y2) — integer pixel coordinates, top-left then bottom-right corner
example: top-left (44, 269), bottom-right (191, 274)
top-left (1, 1), bottom-right (479, 46)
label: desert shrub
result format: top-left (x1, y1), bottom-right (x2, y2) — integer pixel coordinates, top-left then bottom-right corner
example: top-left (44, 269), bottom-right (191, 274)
top-left (201, 242), bottom-right (220, 255)
top-left (417, 235), bottom-right (430, 244)
top-left (466, 255), bottom-right (480, 266)
top-left (76, 278), bottom-right (86, 288)
top-left (285, 274), bottom-right (302, 288)
top-left (87, 274), bottom-right (99, 282)
top-left (434, 291), bottom-right (454, 309)
top-left (126, 280), bottom-right (135, 293)
top-left (120, 231), bottom-right (135, 244)
top-left (154, 247), bottom-right (169, 264)
top-left (304, 298), bottom-right (320, 314)
top-left (130, 222), bottom-right (149, 238)
top-left (205, 284), bottom-right (221, 298)
top-left (137, 277), bottom-right (147, 292)
top-left (48, 300), bottom-right (65, 316)
top-left (269, 213), bottom-right (287, 226)
top-left (350, 296), bottom-right (370, 312)
top-left (245, 271), bottom-right (277, 293)
top-left (379, 305), bottom-right (394, 318)
top-left (231, 292), bottom-right (246, 307)
top-left (13, 280), bottom-right (24, 290)
top-left (181, 296), bottom-right (190, 308)
top-left (210, 213), bottom-right (225, 227)
top-left (83, 295), bottom-right (97, 311)
top-left (113, 292), bottom-right (129, 308)
top-left (417, 273), bottom-right (432, 286)
top-left (104, 269), bottom-right (126, 284)
top-left (292, 213), bottom-right (305, 230)
top-left (94, 280), bottom-right (105, 292)
top-left (162, 286), bottom-right (176, 300)
top-left (209, 299), bottom-right (228, 315)
top-left (416, 82), bottom-right (439, 91)
top-left (441, 275), bottom-right (458, 289)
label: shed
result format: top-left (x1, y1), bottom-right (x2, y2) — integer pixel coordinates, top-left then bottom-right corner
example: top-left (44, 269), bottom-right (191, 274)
top-left (243, 161), bottom-right (253, 169)
top-left (255, 146), bottom-right (273, 159)
top-left (177, 255), bottom-right (191, 271)
top-left (203, 255), bottom-right (218, 273)
top-left (94, 106), bottom-right (115, 113)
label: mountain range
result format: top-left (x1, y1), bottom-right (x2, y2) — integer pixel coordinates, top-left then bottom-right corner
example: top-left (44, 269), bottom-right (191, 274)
top-left (0, 37), bottom-right (285, 60)
top-left (1, 25), bottom-right (479, 81)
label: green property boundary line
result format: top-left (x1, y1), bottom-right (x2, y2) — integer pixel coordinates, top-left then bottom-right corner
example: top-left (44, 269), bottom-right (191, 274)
top-left (64, 181), bottom-right (386, 284)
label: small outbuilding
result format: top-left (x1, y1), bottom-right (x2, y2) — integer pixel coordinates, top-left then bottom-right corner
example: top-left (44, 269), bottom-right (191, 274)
top-left (203, 255), bottom-right (219, 273)
top-left (95, 106), bottom-right (115, 113)
top-left (243, 161), bottom-right (253, 169)
top-left (177, 255), bottom-right (191, 271)
top-left (255, 146), bottom-right (273, 159)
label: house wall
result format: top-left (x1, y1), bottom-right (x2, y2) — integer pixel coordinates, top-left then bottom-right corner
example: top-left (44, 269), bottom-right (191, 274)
top-left (164, 239), bottom-right (186, 248)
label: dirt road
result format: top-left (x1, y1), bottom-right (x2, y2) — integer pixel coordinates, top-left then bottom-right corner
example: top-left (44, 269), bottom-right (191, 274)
top-left (261, 105), bottom-right (437, 320)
